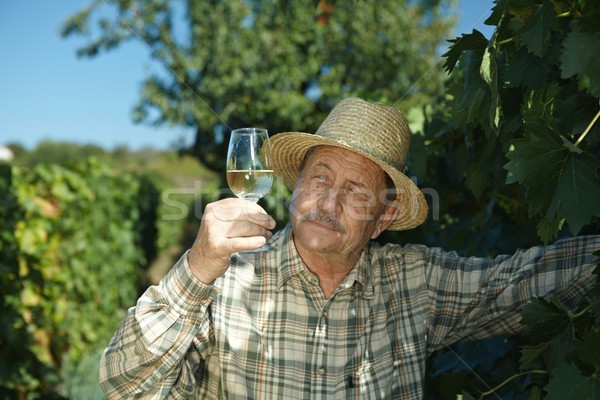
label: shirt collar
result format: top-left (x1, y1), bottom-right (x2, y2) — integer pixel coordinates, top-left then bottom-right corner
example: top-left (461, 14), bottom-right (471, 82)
top-left (275, 224), bottom-right (375, 299)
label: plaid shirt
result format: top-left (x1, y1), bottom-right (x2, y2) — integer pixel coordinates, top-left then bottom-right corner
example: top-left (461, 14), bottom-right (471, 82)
top-left (100, 226), bottom-right (599, 399)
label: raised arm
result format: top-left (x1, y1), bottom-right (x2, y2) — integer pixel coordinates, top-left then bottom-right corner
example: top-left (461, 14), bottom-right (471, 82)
top-left (419, 235), bottom-right (600, 351)
top-left (99, 198), bottom-right (275, 398)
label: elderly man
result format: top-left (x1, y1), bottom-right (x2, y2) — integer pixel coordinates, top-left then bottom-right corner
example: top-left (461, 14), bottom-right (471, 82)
top-left (99, 97), bottom-right (599, 399)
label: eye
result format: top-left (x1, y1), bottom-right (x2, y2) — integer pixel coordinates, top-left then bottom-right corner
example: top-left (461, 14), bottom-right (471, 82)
top-left (308, 174), bottom-right (328, 190)
top-left (311, 174), bottom-right (329, 183)
top-left (348, 186), bottom-right (371, 203)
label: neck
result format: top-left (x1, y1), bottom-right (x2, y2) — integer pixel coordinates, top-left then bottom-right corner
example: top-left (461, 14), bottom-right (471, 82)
top-left (293, 240), bottom-right (361, 299)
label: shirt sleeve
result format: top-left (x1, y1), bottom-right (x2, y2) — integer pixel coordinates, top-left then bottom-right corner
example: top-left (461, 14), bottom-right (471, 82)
top-left (99, 251), bottom-right (220, 399)
top-left (419, 235), bottom-right (600, 352)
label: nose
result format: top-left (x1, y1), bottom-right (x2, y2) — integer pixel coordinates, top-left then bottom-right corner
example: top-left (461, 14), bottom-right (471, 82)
top-left (317, 187), bottom-right (342, 214)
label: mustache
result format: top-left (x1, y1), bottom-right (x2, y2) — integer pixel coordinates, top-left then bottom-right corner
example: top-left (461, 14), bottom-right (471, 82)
top-left (301, 211), bottom-right (345, 232)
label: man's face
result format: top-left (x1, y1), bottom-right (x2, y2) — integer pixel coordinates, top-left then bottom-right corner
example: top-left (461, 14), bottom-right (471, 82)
top-left (289, 146), bottom-right (398, 260)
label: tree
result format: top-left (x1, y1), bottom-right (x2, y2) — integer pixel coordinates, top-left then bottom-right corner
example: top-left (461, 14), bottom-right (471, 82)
top-left (61, 0), bottom-right (456, 171)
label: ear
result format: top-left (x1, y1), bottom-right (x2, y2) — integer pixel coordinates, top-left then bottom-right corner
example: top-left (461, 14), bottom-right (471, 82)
top-left (371, 200), bottom-right (401, 239)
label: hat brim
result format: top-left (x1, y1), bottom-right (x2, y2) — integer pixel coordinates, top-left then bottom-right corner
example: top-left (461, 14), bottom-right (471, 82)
top-left (270, 132), bottom-right (428, 231)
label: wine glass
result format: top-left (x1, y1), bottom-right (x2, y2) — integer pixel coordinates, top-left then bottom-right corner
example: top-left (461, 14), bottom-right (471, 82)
top-left (226, 127), bottom-right (274, 251)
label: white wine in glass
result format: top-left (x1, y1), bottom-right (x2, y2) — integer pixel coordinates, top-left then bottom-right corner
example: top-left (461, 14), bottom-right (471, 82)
top-left (226, 127), bottom-right (274, 251)
top-left (226, 169), bottom-right (273, 203)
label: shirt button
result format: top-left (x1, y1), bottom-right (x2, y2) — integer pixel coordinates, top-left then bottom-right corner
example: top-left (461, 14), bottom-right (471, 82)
top-left (318, 368), bottom-right (326, 375)
top-left (322, 311), bottom-right (328, 318)
top-left (200, 298), bottom-right (211, 306)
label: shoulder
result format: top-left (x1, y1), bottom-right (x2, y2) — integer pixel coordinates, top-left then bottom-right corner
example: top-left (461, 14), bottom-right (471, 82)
top-left (367, 241), bottom-right (432, 277)
top-left (368, 241), bottom-right (431, 263)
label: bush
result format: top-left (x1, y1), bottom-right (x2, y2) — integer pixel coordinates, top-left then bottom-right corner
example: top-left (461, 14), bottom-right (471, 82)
top-left (0, 158), bottom-right (159, 398)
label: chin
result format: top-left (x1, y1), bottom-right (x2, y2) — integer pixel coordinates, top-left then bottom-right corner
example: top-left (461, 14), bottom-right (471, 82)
top-left (295, 224), bottom-right (338, 250)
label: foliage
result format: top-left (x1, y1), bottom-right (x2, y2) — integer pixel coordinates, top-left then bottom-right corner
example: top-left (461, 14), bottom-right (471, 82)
top-left (61, 0), bottom-right (456, 171)
top-left (410, 0), bottom-right (600, 398)
top-left (10, 141), bottom-right (220, 256)
top-left (14, 140), bottom-right (107, 167)
top-left (442, 0), bottom-right (599, 244)
top-left (0, 159), bottom-right (159, 398)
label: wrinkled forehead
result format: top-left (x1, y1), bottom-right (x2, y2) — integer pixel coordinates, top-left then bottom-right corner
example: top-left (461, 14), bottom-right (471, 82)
top-left (304, 145), bottom-right (380, 167)
top-left (302, 145), bottom-right (388, 184)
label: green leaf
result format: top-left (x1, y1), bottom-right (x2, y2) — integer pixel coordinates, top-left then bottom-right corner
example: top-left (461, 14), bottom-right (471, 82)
top-left (505, 128), bottom-right (558, 213)
top-left (521, 83), bottom-right (560, 123)
top-left (499, 46), bottom-right (552, 90)
top-left (504, 125), bottom-right (600, 238)
top-left (520, 297), bottom-right (571, 343)
top-left (544, 137), bottom-right (600, 235)
top-left (456, 49), bottom-right (492, 127)
top-left (520, 297), bottom-right (575, 369)
top-left (544, 363), bottom-right (600, 400)
top-left (574, 331), bottom-right (600, 371)
top-left (535, 217), bottom-right (564, 243)
top-left (555, 89), bottom-right (600, 146)
top-left (442, 30), bottom-right (489, 73)
top-left (480, 45), bottom-right (500, 130)
top-left (560, 23), bottom-right (600, 97)
top-left (520, 343), bottom-right (548, 368)
top-left (484, 0), bottom-right (508, 27)
top-left (458, 391), bottom-right (477, 400)
top-left (515, 1), bottom-right (558, 57)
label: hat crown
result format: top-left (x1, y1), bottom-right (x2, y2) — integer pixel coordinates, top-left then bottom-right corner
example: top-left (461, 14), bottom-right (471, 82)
top-left (315, 97), bottom-right (411, 171)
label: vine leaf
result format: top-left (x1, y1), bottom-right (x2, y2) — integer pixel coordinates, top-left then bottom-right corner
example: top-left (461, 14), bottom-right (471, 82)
top-left (560, 23), bottom-right (600, 97)
top-left (574, 331), bottom-right (600, 371)
top-left (513, 1), bottom-right (558, 57)
top-left (555, 89), bottom-right (600, 145)
top-left (544, 363), bottom-right (600, 400)
top-left (442, 30), bottom-right (488, 73)
top-left (499, 46), bottom-right (552, 90)
top-left (519, 297), bottom-right (575, 370)
top-left (484, 0), bottom-right (508, 27)
top-left (504, 127), bottom-right (600, 240)
top-left (480, 46), bottom-right (500, 130)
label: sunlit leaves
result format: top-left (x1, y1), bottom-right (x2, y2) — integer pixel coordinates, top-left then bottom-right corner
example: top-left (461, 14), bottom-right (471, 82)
top-left (2, 160), bottom-right (155, 396)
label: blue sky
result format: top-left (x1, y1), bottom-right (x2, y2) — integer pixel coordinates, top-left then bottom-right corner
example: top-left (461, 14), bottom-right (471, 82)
top-left (0, 1), bottom-right (495, 151)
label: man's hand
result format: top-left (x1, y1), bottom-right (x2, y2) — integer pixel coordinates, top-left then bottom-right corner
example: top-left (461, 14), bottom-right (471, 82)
top-left (187, 198), bottom-right (276, 284)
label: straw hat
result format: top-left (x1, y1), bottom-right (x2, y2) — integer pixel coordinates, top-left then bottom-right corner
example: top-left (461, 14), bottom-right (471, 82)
top-left (270, 97), bottom-right (428, 231)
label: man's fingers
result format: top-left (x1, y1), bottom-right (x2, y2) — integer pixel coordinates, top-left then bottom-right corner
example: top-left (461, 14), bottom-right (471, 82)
top-left (207, 199), bottom-right (275, 229)
top-left (188, 198), bottom-right (275, 282)
top-left (224, 220), bottom-right (273, 240)
top-left (225, 235), bottom-right (269, 253)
